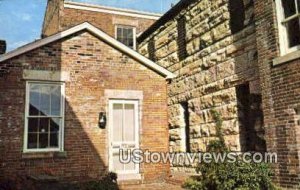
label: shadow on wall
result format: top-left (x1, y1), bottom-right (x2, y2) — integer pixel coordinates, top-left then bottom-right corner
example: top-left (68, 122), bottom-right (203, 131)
top-left (227, 0), bottom-right (266, 152)
top-left (0, 33), bottom-right (116, 189)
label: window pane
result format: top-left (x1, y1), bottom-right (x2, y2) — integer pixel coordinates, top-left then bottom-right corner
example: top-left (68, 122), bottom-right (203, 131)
top-left (286, 18), bottom-right (300, 47)
top-left (123, 28), bottom-right (128, 38)
top-left (128, 29), bottom-right (133, 38)
top-left (128, 38), bottom-right (134, 48)
top-left (50, 133), bottom-right (59, 147)
top-left (119, 37), bottom-right (125, 44)
top-left (29, 85), bottom-right (40, 116)
top-left (124, 104), bottom-right (135, 142)
top-left (124, 38), bottom-right (129, 47)
top-left (28, 118), bottom-right (39, 132)
top-left (39, 118), bottom-right (49, 133)
top-left (39, 133), bottom-right (49, 148)
top-left (40, 86), bottom-right (50, 116)
top-left (117, 28), bottom-right (122, 40)
top-left (28, 133), bottom-right (38, 149)
top-left (282, 0), bottom-right (297, 18)
top-left (50, 118), bottom-right (60, 132)
top-left (113, 104), bottom-right (123, 142)
top-left (51, 85), bottom-right (61, 116)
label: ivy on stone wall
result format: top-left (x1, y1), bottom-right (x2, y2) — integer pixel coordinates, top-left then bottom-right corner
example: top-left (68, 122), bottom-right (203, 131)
top-left (183, 109), bottom-right (278, 190)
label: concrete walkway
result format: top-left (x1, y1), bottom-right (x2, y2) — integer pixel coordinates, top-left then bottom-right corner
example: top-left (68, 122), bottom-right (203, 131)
top-left (119, 183), bottom-right (184, 190)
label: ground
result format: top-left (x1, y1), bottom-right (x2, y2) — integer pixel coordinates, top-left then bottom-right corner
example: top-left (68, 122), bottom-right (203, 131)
top-left (120, 183), bottom-right (184, 190)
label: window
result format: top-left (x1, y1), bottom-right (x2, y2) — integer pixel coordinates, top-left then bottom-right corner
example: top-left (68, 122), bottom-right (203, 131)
top-left (276, 0), bottom-right (300, 55)
top-left (177, 16), bottom-right (187, 61)
top-left (180, 102), bottom-right (190, 153)
top-left (148, 37), bottom-right (156, 61)
top-left (24, 82), bottom-right (65, 152)
top-left (116, 26), bottom-right (136, 49)
top-left (228, 0), bottom-right (245, 34)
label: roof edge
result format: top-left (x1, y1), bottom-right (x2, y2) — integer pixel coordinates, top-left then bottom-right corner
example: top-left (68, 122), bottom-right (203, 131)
top-left (138, 0), bottom-right (198, 42)
top-left (0, 22), bottom-right (175, 79)
top-left (64, 1), bottom-right (162, 20)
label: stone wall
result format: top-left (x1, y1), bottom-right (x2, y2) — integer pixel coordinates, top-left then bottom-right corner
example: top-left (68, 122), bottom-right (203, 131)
top-left (0, 31), bottom-right (169, 183)
top-left (138, 0), bottom-right (264, 172)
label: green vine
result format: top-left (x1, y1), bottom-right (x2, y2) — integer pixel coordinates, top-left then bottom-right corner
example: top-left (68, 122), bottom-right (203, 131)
top-left (207, 109), bottom-right (227, 152)
top-left (183, 109), bottom-right (278, 190)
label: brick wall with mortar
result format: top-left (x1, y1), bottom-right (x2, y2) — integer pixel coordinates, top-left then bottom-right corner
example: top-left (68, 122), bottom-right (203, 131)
top-left (254, 0), bottom-right (300, 188)
top-left (0, 31), bottom-right (169, 183)
top-left (138, 0), bottom-right (264, 173)
top-left (61, 8), bottom-right (157, 37)
top-left (42, 0), bottom-right (158, 38)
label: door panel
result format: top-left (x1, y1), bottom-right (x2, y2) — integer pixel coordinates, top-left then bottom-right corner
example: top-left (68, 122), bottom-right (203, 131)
top-left (124, 104), bottom-right (135, 142)
top-left (112, 104), bottom-right (123, 142)
top-left (109, 100), bottom-right (139, 174)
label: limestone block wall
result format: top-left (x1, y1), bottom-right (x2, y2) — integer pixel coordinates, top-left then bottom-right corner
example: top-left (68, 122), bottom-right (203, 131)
top-left (138, 0), bottom-right (262, 172)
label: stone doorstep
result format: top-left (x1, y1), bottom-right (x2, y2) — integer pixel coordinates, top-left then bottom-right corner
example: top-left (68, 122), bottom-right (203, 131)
top-left (118, 179), bottom-right (142, 186)
top-left (119, 183), bottom-right (184, 190)
top-left (167, 172), bottom-right (197, 186)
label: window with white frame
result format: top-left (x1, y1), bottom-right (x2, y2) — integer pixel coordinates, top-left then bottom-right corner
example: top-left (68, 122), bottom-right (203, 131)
top-left (24, 82), bottom-right (65, 152)
top-left (116, 26), bottom-right (136, 49)
top-left (276, 0), bottom-right (300, 55)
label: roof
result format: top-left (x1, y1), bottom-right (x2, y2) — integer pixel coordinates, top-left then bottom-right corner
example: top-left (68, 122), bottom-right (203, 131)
top-left (0, 22), bottom-right (175, 79)
top-left (64, 1), bottom-right (162, 20)
top-left (138, 0), bottom-right (197, 43)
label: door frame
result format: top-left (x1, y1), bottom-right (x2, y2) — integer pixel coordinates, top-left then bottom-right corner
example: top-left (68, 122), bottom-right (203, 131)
top-left (108, 99), bottom-right (140, 175)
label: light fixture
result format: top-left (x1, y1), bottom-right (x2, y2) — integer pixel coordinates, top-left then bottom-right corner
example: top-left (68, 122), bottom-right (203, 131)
top-left (99, 112), bottom-right (106, 129)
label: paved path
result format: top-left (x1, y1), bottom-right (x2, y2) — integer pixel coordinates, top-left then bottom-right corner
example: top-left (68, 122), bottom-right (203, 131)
top-left (119, 183), bottom-right (184, 190)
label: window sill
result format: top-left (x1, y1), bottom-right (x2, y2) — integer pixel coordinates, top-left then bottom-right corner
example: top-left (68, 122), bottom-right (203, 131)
top-left (22, 151), bottom-right (67, 159)
top-left (273, 50), bottom-right (300, 66)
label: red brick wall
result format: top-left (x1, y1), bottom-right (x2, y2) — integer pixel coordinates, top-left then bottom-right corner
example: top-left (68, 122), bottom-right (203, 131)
top-left (254, 0), bottom-right (300, 188)
top-left (42, 1), bottom-right (157, 38)
top-left (42, 0), bottom-right (63, 37)
top-left (0, 31), bottom-right (169, 183)
top-left (62, 8), bottom-right (156, 37)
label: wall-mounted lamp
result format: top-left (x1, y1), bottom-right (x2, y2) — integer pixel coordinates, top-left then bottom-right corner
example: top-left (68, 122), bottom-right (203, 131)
top-left (99, 112), bottom-right (106, 129)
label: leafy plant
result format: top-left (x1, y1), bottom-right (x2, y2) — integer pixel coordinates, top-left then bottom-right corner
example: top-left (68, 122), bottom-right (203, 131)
top-left (183, 109), bottom-right (278, 190)
top-left (79, 172), bottom-right (118, 190)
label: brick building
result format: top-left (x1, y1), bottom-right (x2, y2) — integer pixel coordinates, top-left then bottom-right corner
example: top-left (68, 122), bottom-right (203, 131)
top-left (0, 1), bottom-right (175, 185)
top-left (42, 0), bottom-right (161, 49)
top-left (1, 0), bottom-right (300, 189)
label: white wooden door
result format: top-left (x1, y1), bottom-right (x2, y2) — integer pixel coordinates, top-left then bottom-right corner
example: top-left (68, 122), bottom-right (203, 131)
top-left (109, 100), bottom-right (139, 174)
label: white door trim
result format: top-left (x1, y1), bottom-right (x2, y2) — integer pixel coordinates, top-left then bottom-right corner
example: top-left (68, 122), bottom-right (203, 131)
top-left (108, 99), bottom-right (140, 175)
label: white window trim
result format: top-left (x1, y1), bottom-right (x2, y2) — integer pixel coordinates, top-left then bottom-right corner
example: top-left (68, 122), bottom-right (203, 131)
top-left (23, 81), bottom-right (65, 153)
top-left (115, 25), bottom-right (137, 50)
top-left (275, 0), bottom-right (300, 56)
